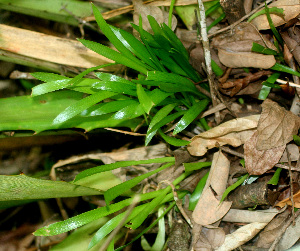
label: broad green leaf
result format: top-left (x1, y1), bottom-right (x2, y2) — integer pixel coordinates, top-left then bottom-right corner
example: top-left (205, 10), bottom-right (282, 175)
top-left (34, 190), bottom-right (163, 236)
top-left (94, 72), bottom-right (133, 85)
top-left (173, 99), bottom-right (210, 135)
top-left (211, 60), bottom-right (224, 76)
top-left (32, 79), bottom-right (70, 96)
top-left (188, 172), bottom-right (209, 210)
top-left (137, 84), bottom-right (154, 114)
top-left (148, 89), bottom-right (172, 105)
top-left (31, 72), bottom-right (68, 82)
top-left (184, 162), bottom-right (212, 172)
top-left (53, 91), bottom-right (115, 125)
top-left (78, 39), bottom-right (148, 75)
top-left (0, 174), bottom-right (102, 202)
top-left (104, 162), bottom-right (174, 204)
top-left (268, 168), bottom-right (282, 185)
top-left (89, 203), bottom-right (147, 249)
top-left (220, 174), bottom-right (249, 203)
top-left (111, 102), bottom-right (144, 120)
top-left (158, 130), bottom-right (190, 146)
top-left (92, 81), bottom-right (137, 96)
top-left (74, 157), bottom-right (175, 182)
top-left (81, 100), bottom-right (137, 116)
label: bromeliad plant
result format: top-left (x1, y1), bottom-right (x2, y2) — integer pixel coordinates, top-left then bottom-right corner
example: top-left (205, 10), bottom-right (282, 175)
top-left (31, 4), bottom-right (210, 146)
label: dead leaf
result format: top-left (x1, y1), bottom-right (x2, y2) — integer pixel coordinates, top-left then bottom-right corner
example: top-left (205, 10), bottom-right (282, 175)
top-left (133, 0), bottom-right (177, 33)
top-left (279, 144), bottom-right (299, 162)
top-left (188, 115), bottom-right (260, 156)
top-left (251, 0), bottom-right (300, 30)
top-left (256, 99), bottom-right (300, 150)
top-left (215, 222), bottom-right (268, 251)
top-left (275, 190), bottom-right (300, 208)
top-left (218, 49), bottom-right (276, 69)
top-left (194, 228), bottom-right (225, 250)
top-left (244, 131), bottom-right (285, 175)
top-left (192, 152), bottom-right (232, 225)
top-left (256, 209), bottom-right (290, 248)
top-left (0, 24), bottom-right (116, 70)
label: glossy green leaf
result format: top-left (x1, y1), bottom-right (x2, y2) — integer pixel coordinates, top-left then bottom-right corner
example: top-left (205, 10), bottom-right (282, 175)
top-left (92, 81), bottom-right (137, 96)
top-left (53, 91), bottom-right (116, 125)
top-left (220, 174), bottom-right (249, 203)
top-left (188, 172), bottom-right (209, 210)
top-left (111, 102), bottom-right (144, 120)
top-left (173, 99), bottom-right (210, 135)
top-left (148, 89), bottom-right (171, 105)
top-left (34, 189), bottom-right (163, 236)
top-left (184, 161), bottom-right (212, 172)
top-left (89, 203), bottom-right (147, 249)
top-left (137, 84), bottom-right (154, 114)
top-left (74, 157), bottom-right (175, 182)
top-left (104, 162), bottom-right (174, 204)
top-left (0, 174), bottom-right (102, 202)
top-left (268, 168), bottom-right (282, 185)
top-left (78, 39), bottom-right (148, 75)
top-left (31, 79), bottom-right (70, 96)
top-left (271, 63), bottom-right (300, 77)
top-left (158, 130), bottom-right (190, 146)
top-left (31, 72), bottom-right (68, 82)
top-left (94, 72), bottom-right (134, 85)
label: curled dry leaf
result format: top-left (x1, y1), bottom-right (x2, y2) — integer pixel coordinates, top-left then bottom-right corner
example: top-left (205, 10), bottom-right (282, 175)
top-left (215, 222), bottom-right (268, 251)
top-left (256, 99), bottom-right (300, 150)
top-left (218, 49), bottom-right (276, 69)
top-left (133, 0), bottom-right (177, 32)
top-left (188, 115), bottom-right (260, 156)
top-left (251, 0), bottom-right (300, 30)
top-left (244, 131), bottom-right (285, 175)
top-left (192, 152), bottom-right (232, 225)
top-left (275, 190), bottom-right (300, 208)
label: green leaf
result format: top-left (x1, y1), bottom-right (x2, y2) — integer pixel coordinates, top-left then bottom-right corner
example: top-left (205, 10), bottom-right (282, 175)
top-left (293, 135), bottom-right (300, 146)
top-left (220, 174), bottom-right (249, 203)
top-left (158, 129), bottom-right (190, 146)
top-left (248, 6), bottom-right (284, 23)
top-left (173, 99), bottom-right (209, 135)
top-left (94, 72), bottom-right (133, 85)
top-left (53, 91), bottom-right (116, 125)
top-left (251, 42), bottom-right (278, 55)
top-left (258, 72), bottom-right (280, 100)
top-left (184, 162), bottom-right (212, 172)
top-left (268, 168), bottom-right (282, 185)
top-left (78, 39), bottom-right (148, 75)
top-left (31, 72), bottom-right (68, 82)
top-left (271, 63), bottom-right (300, 77)
top-left (104, 162), bottom-right (174, 204)
top-left (0, 174), bottom-right (102, 202)
top-left (74, 157), bottom-right (175, 182)
top-left (149, 104), bottom-right (176, 130)
top-left (264, 3), bottom-right (283, 45)
top-left (111, 102), bottom-right (144, 120)
top-left (34, 190), bottom-right (163, 236)
top-left (137, 84), bottom-right (154, 114)
top-left (32, 79), bottom-right (70, 96)
top-left (92, 81), bottom-right (137, 96)
top-left (188, 172), bottom-right (209, 210)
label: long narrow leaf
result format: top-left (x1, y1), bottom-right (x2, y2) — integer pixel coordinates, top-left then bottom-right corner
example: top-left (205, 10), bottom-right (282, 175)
top-left (104, 162), bottom-right (174, 204)
top-left (137, 84), bottom-right (154, 114)
top-left (53, 91), bottom-right (115, 125)
top-left (158, 129), bottom-right (190, 146)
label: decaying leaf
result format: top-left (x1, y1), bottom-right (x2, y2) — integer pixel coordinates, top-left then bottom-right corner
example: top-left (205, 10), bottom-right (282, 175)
top-left (194, 227), bottom-right (225, 250)
top-left (212, 22), bottom-right (276, 69)
top-left (275, 190), bottom-right (300, 208)
top-left (256, 99), bottom-right (300, 150)
top-left (218, 49), bottom-right (276, 69)
top-left (251, 0), bottom-right (300, 30)
top-left (133, 0), bottom-right (177, 32)
top-left (215, 222), bottom-right (268, 251)
top-left (188, 115), bottom-right (260, 156)
top-left (279, 144), bottom-right (299, 162)
top-left (256, 210), bottom-right (290, 249)
top-left (244, 131), bottom-right (285, 175)
top-left (192, 152), bottom-right (232, 225)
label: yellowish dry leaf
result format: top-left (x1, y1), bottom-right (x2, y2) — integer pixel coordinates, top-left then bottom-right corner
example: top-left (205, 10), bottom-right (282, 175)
top-left (275, 190), bottom-right (300, 208)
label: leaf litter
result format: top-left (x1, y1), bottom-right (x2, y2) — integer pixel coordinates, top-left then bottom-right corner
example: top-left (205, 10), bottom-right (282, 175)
top-left (2, 0), bottom-right (300, 250)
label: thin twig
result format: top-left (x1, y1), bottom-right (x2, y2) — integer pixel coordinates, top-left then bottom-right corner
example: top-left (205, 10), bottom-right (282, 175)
top-left (208, 0), bottom-right (273, 38)
top-left (286, 147), bottom-right (295, 225)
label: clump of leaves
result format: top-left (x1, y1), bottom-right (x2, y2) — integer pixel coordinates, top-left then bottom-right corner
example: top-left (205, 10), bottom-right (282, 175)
top-left (31, 4), bottom-right (210, 146)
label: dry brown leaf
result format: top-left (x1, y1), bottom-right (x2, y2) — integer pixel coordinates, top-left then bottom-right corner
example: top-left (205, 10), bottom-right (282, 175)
top-left (279, 144), bottom-right (299, 162)
top-left (188, 115), bottom-right (260, 156)
top-left (218, 49), bottom-right (276, 69)
top-left (244, 131), bottom-right (285, 175)
top-left (194, 228), bottom-right (225, 250)
top-left (256, 99), bottom-right (300, 150)
top-left (215, 222), bottom-right (268, 251)
top-left (256, 210), bottom-right (290, 249)
top-left (192, 152), bottom-right (232, 225)
top-left (0, 25), bottom-right (116, 70)
top-left (275, 190), bottom-right (300, 208)
top-left (133, 0), bottom-right (177, 33)
top-left (251, 0), bottom-right (300, 30)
